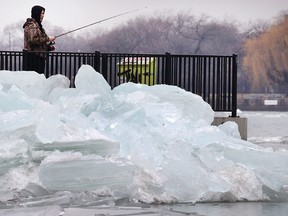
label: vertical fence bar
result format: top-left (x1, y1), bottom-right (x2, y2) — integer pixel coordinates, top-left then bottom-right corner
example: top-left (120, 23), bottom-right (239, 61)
top-left (223, 57), bottom-right (227, 110)
top-left (203, 57), bottom-right (207, 101)
top-left (187, 56), bottom-right (191, 92)
top-left (207, 56), bottom-right (211, 104)
top-left (192, 57), bottom-right (196, 93)
top-left (231, 54), bottom-right (238, 117)
top-left (227, 56), bottom-right (232, 110)
top-left (159, 55), bottom-right (165, 84)
top-left (0, 52), bottom-right (3, 70)
top-left (94, 51), bottom-right (101, 72)
top-left (178, 56), bottom-right (181, 88)
top-left (212, 56), bottom-right (216, 109)
top-left (5, 52), bottom-right (8, 70)
top-left (165, 52), bottom-right (172, 85)
top-left (101, 53), bottom-right (108, 81)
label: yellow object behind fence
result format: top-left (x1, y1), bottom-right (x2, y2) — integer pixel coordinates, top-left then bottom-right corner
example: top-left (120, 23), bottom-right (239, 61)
top-left (118, 57), bottom-right (156, 86)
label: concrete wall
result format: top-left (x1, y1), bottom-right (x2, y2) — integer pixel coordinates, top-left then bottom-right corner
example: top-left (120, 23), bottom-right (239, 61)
top-left (212, 117), bottom-right (248, 140)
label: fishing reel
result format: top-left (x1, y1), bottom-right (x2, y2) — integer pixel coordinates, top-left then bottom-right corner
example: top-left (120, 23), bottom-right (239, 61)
top-left (47, 41), bottom-right (56, 51)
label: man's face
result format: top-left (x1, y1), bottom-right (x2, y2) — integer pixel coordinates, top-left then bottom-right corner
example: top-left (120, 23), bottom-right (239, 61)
top-left (40, 10), bottom-right (45, 22)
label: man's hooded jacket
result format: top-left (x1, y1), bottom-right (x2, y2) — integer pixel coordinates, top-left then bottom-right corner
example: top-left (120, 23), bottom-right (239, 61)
top-left (23, 5), bottom-right (50, 54)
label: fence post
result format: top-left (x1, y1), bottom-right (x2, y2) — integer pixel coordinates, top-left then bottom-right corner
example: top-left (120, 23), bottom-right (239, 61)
top-left (94, 51), bottom-right (101, 72)
top-left (165, 52), bottom-right (172, 85)
top-left (101, 53), bottom-right (108, 81)
top-left (0, 51), bottom-right (3, 70)
top-left (45, 52), bottom-right (50, 77)
top-left (231, 54), bottom-right (238, 117)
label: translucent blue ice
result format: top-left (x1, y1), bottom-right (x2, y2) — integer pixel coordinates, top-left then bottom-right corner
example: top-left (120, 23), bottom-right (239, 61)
top-left (0, 65), bottom-right (287, 205)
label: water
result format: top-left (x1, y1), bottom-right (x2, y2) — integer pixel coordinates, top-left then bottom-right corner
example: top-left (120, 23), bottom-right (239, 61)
top-left (244, 111), bottom-right (288, 150)
top-left (163, 202), bottom-right (288, 216)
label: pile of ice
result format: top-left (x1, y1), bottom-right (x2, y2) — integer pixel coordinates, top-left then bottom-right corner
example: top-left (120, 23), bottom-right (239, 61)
top-left (0, 65), bottom-right (287, 205)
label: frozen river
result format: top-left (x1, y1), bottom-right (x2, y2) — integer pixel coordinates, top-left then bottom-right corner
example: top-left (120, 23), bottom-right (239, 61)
top-left (244, 111), bottom-right (288, 150)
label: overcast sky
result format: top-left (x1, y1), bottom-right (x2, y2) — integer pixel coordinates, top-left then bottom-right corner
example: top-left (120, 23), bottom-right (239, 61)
top-left (0, 0), bottom-right (287, 37)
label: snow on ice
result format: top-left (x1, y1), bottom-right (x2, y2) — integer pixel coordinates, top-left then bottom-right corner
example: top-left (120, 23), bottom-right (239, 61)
top-left (0, 65), bottom-right (287, 209)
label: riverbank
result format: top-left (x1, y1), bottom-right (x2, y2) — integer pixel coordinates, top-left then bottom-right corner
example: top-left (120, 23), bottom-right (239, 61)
top-left (238, 94), bottom-right (288, 111)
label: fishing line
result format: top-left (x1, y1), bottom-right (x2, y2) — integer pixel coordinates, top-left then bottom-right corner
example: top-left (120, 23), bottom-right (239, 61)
top-left (55, 7), bottom-right (147, 38)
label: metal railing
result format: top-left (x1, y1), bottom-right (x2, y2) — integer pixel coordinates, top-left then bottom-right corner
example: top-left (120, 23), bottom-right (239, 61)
top-left (0, 51), bottom-right (238, 116)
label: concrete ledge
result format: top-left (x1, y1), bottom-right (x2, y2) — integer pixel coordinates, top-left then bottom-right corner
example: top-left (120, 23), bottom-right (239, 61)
top-left (212, 117), bottom-right (248, 140)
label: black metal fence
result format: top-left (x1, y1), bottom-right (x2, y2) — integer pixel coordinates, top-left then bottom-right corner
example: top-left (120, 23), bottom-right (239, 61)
top-left (0, 51), bottom-right (238, 116)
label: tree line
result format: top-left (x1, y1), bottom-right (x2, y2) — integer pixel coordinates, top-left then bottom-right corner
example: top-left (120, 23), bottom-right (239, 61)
top-left (243, 15), bottom-right (288, 93)
top-left (1, 12), bottom-right (287, 94)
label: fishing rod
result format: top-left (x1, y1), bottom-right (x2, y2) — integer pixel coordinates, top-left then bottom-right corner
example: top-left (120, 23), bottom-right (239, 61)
top-left (55, 7), bottom-right (147, 38)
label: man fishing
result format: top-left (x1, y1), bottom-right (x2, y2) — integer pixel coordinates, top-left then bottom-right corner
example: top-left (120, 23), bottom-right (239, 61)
top-left (23, 5), bottom-right (56, 74)
top-left (22, 6), bottom-right (144, 74)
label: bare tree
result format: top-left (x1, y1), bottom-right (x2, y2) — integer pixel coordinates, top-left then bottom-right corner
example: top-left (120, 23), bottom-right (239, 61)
top-left (2, 21), bottom-right (23, 51)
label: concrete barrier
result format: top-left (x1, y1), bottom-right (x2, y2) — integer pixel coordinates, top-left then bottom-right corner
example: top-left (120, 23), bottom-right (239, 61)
top-left (212, 117), bottom-right (248, 140)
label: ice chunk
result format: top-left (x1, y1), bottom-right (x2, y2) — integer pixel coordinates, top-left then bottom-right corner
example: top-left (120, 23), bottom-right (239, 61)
top-left (20, 182), bottom-right (50, 197)
top-left (112, 82), bottom-right (214, 125)
top-left (218, 121), bottom-right (241, 139)
top-left (0, 133), bottom-right (29, 177)
top-left (0, 205), bottom-right (63, 216)
top-left (0, 71), bottom-right (46, 98)
top-left (74, 65), bottom-right (111, 96)
top-left (224, 147), bottom-right (288, 192)
top-left (39, 154), bottom-right (137, 193)
top-left (46, 74), bottom-right (70, 91)
top-left (30, 139), bottom-right (119, 161)
top-left (0, 84), bottom-right (35, 112)
top-left (0, 71), bottom-right (70, 101)
top-left (34, 102), bottom-right (62, 143)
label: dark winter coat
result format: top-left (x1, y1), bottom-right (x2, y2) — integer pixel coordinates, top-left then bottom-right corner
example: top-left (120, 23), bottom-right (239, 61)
top-left (23, 18), bottom-right (50, 55)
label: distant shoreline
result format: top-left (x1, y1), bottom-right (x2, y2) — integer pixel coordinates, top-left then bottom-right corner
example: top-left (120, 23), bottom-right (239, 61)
top-left (238, 93), bottom-right (288, 111)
